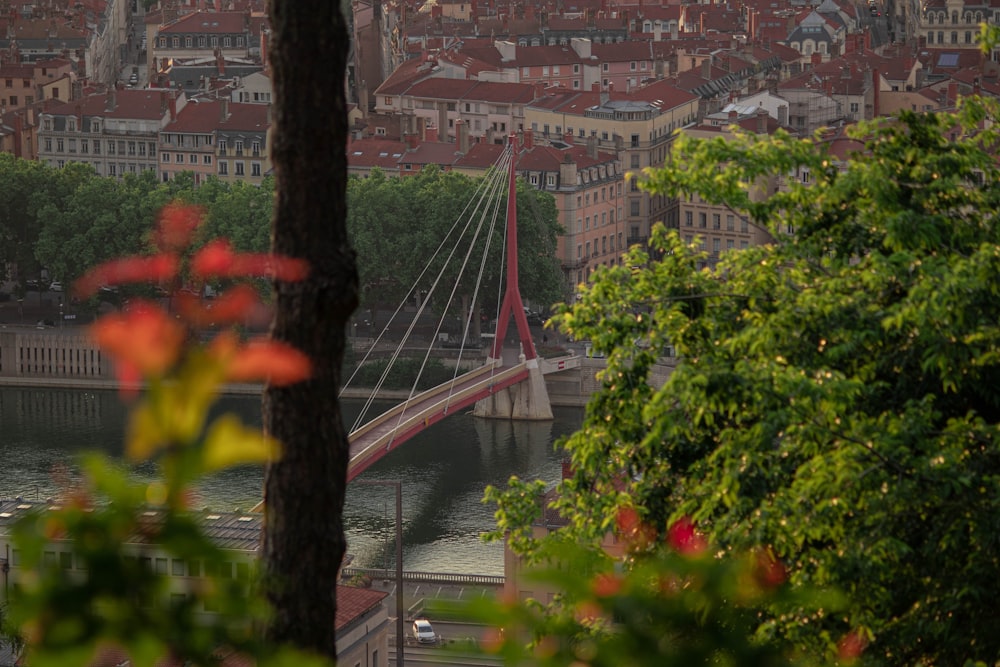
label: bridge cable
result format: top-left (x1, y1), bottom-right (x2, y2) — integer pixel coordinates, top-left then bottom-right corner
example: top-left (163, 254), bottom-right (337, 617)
top-left (346, 146), bottom-right (512, 435)
top-left (394, 146), bottom-right (513, 424)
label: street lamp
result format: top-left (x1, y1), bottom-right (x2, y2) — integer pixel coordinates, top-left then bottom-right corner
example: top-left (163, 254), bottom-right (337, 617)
top-left (354, 479), bottom-right (404, 667)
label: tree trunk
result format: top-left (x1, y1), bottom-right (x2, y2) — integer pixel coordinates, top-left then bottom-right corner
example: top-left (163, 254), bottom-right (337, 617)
top-left (262, 0), bottom-right (356, 660)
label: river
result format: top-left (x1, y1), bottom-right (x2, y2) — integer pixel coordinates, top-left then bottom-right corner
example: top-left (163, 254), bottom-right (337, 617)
top-left (0, 386), bottom-right (583, 575)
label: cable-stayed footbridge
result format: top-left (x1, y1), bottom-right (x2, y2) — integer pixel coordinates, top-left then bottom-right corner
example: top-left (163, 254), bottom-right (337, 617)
top-left (343, 135), bottom-right (558, 482)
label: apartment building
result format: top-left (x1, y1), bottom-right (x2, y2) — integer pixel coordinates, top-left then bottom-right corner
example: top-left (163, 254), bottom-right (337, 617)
top-left (214, 100), bottom-right (272, 185)
top-left (37, 88), bottom-right (187, 178)
top-left (150, 11), bottom-right (255, 81)
top-left (525, 79), bottom-right (699, 249)
top-left (675, 110), bottom-right (781, 267)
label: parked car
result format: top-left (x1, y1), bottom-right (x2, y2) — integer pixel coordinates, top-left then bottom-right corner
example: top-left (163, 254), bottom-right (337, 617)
top-left (48, 280), bottom-right (63, 292)
top-left (129, 72), bottom-right (139, 86)
top-left (412, 619), bottom-right (436, 644)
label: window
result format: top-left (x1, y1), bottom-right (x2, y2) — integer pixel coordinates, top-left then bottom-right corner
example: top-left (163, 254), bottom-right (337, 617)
top-left (699, 212), bottom-right (707, 228)
top-left (175, 153), bottom-right (183, 162)
top-left (188, 560), bottom-right (201, 577)
top-left (172, 37), bottom-right (180, 48)
top-left (219, 161), bottom-right (228, 175)
top-left (252, 140), bottom-right (261, 156)
top-left (713, 238), bottom-right (721, 254)
top-left (81, 139), bottom-right (89, 154)
top-left (740, 218), bottom-right (749, 233)
top-left (235, 162), bottom-right (245, 176)
top-left (185, 36), bottom-right (192, 47)
top-left (631, 134), bottom-right (640, 148)
top-left (211, 36), bottom-right (219, 47)
top-left (108, 140), bottom-right (116, 154)
top-left (162, 151), bottom-right (171, 162)
top-left (44, 138), bottom-right (52, 151)
top-left (685, 211), bottom-right (693, 226)
top-left (630, 199), bottom-right (640, 216)
top-left (172, 559), bottom-right (186, 576)
top-left (235, 140), bottom-right (244, 155)
top-left (630, 61), bottom-right (637, 71)
top-left (8, 96), bottom-right (16, 106)
top-left (712, 213), bottom-right (721, 229)
top-left (128, 141), bottom-right (136, 155)
top-left (602, 63), bottom-right (609, 72)
top-left (726, 214), bottom-right (734, 231)
top-left (223, 36), bottom-right (232, 47)
top-left (252, 162), bottom-right (261, 176)
top-left (155, 558), bottom-right (168, 575)
top-left (203, 154), bottom-right (212, 164)
top-left (199, 36), bottom-right (206, 47)
top-left (60, 552), bottom-right (73, 569)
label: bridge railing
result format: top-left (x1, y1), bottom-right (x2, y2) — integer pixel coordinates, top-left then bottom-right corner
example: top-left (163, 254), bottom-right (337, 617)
top-left (349, 360), bottom-right (505, 441)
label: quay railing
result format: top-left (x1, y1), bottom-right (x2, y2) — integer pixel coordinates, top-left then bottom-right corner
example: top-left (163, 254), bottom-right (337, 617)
top-left (341, 566), bottom-right (504, 587)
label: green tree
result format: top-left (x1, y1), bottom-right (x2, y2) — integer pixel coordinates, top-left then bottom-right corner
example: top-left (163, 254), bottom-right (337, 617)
top-left (34, 170), bottom-right (153, 287)
top-left (347, 165), bottom-right (563, 327)
top-left (0, 154), bottom-right (55, 279)
top-left (495, 100), bottom-right (1000, 666)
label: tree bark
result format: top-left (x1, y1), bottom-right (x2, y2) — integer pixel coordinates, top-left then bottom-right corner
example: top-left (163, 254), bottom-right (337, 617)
top-left (262, 0), bottom-right (356, 660)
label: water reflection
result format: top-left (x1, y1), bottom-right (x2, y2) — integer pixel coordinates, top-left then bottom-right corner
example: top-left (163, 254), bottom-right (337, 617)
top-left (0, 387), bottom-right (580, 574)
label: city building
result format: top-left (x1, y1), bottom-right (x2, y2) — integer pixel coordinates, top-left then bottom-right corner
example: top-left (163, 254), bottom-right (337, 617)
top-left (37, 87), bottom-right (188, 177)
top-left (213, 100), bottom-right (272, 185)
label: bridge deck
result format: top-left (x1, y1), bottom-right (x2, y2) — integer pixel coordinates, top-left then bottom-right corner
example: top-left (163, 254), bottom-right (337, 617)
top-left (347, 362), bottom-right (530, 481)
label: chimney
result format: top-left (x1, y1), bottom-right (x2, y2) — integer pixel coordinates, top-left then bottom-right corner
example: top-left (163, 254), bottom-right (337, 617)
top-left (169, 93), bottom-right (178, 121)
top-left (217, 50), bottom-right (225, 76)
top-left (872, 68), bottom-right (880, 118)
top-left (457, 119), bottom-right (470, 153)
top-left (534, 80), bottom-right (545, 99)
top-left (728, 108), bottom-right (738, 123)
top-left (405, 132), bottom-right (418, 150)
top-left (671, 22), bottom-right (678, 40)
top-left (523, 128), bottom-right (533, 149)
top-left (426, 124), bottom-right (439, 142)
top-left (220, 97), bottom-right (229, 121)
top-left (653, 19), bottom-right (662, 41)
top-left (701, 57), bottom-right (711, 80)
top-left (105, 87), bottom-right (116, 111)
top-left (260, 29), bottom-right (268, 72)
top-left (811, 52), bottom-right (822, 67)
top-left (586, 133), bottom-right (598, 159)
top-left (756, 107), bottom-right (768, 134)
top-left (778, 104), bottom-right (788, 126)
top-left (948, 80), bottom-right (958, 107)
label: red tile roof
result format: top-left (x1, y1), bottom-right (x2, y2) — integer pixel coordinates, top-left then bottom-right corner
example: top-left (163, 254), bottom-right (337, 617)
top-left (160, 11), bottom-right (247, 34)
top-left (336, 585), bottom-right (389, 631)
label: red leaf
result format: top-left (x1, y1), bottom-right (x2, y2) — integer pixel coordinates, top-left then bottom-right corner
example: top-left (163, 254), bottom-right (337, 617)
top-left (214, 337), bottom-right (311, 386)
top-left (153, 202), bottom-right (204, 251)
top-left (89, 301), bottom-right (186, 379)
top-left (75, 255), bottom-right (179, 298)
top-left (667, 516), bottom-right (707, 556)
top-left (192, 241), bottom-right (309, 281)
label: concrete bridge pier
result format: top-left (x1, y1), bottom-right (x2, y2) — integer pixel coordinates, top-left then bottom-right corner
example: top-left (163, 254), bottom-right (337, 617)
top-left (473, 357), bottom-right (553, 420)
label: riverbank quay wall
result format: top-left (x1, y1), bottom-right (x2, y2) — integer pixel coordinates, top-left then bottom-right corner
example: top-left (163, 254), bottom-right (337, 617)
top-left (0, 327), bottom-right (111, 379)
top-left (0, 326), bottom-right (676, 404)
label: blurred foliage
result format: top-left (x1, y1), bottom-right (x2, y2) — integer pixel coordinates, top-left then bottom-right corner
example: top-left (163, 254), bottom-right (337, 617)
top-left (5, 204), bottom-right (327, 667)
